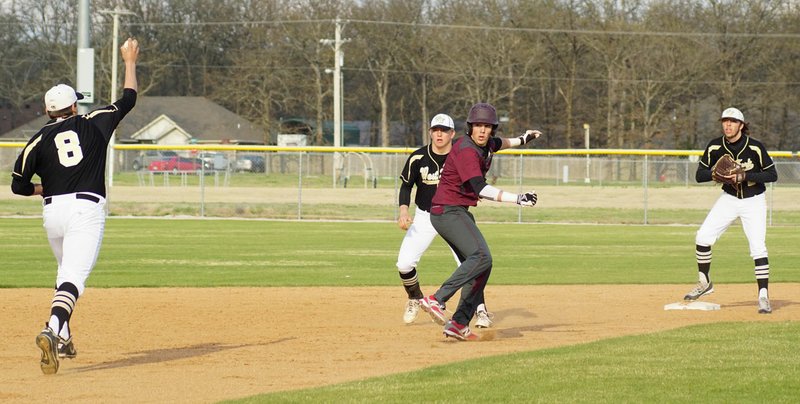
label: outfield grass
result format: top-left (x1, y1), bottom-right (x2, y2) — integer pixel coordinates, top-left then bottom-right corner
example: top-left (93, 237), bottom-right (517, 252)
top-left (3, 218), bottom-right (798, 403)
top-left (3, 218), bottom-right (800, 288)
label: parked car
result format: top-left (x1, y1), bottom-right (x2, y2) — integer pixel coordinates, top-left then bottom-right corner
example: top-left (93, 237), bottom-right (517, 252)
top-left (200, 152), bottom-right (230, 171)
top-left (148, 156), bottom-right (203, 173)
top-left (132, 150), bottom-right (178, 171)
top-left (235, 154), bottom-right (266, 172)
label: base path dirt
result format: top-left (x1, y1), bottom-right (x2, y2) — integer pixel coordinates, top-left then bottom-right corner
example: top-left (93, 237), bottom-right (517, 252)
top-left (1, 284), bottom-right (797, 403)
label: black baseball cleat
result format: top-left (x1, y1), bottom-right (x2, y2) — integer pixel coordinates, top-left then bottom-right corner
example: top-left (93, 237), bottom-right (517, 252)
top-left (58, 336), bottom-right (77, 359)
top-left (36, 326), bottom-right (60, 374)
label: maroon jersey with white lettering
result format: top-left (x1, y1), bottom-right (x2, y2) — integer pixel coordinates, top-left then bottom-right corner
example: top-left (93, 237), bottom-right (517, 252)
top-left (432, 135), bottom-right (502, 207)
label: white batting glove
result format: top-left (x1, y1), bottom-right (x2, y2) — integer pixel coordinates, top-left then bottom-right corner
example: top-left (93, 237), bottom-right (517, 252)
top-left (517, 191), bottom-right (538, 207)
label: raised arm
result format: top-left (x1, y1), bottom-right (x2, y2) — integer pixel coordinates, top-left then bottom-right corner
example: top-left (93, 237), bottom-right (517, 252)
top-left (120, 38), bottom-right (139, 92)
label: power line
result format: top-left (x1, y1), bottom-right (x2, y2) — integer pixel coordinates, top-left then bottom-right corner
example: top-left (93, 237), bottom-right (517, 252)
top-left (3, 18), bottom-right (800, 40)
top-left (343, 19), bottom-right (800, 39)
top-left (2, 59), bottom-right (799, 86)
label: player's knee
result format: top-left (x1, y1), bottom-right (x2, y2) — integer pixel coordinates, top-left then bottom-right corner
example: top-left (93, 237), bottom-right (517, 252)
top-left (56, 282), bottom-right (80, 297)
top-left (749, 248), bottom-right (768, 260)
top-left (695, 232), bottom-right (716, 247)
top-left (475, 252), bottom-right (492, 270)
top-left (396, 262), bottom-right (415, 274)
top-left (57, 277), bottom-right (86, 296)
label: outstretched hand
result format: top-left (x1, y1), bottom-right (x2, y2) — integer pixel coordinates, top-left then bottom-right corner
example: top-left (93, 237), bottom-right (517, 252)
top-left (522, 130), bottom-right (542, 144)
top-left (517, 191), bottom-right (538, 207)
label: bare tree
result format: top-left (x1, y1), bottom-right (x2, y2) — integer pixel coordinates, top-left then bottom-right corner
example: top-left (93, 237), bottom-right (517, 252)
top-left (350, 0), bottom-right (426, 146)
top-left (4, 0), bottom-right (800, 150)
top-left (538, 0), bottom-right (594, 147)
top-left (271, 0), bottom-right (354, 145)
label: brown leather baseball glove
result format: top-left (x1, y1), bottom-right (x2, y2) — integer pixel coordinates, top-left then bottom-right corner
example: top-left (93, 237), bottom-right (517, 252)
top-left (711, 154), bottom-right (745, 185)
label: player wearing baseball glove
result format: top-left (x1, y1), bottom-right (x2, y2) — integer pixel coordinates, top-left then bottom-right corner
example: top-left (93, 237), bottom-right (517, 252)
top-left (711, 153), bottom-right (745, 185)
top-left (686, 107), bottom-right (777, 314)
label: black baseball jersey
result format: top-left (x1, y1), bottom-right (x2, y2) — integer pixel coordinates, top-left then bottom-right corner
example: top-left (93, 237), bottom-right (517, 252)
top-left (697, 134), bottom-right (777, 199)
top-left (11, 89), bottom-right (137, 198)
top-left (398, 144), bottom-right (449, 212)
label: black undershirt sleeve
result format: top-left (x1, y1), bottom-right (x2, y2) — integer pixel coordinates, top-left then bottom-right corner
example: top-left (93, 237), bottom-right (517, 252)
top-left (468, 176), bottom-right (487, 195)
top-left (746, 164), bottom-right (778, 183)
top-left (398, 181), bottom-right (412, 207)
top-left (10, 177), bottom-right (34, 196)
top-left (696, 165), bottom-right (712, 183)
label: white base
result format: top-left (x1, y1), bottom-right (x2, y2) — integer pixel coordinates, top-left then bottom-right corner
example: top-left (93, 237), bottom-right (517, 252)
top-left (664, 301), bottom-right (721, 311)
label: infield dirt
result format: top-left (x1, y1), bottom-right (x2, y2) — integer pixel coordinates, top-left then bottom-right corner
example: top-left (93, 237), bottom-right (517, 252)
top-left (1, 284), bottom-right (798, 403)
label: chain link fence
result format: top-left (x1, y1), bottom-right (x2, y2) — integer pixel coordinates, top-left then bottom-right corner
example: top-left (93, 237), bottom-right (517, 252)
top-left (2, 145), bottom-right (799, 224)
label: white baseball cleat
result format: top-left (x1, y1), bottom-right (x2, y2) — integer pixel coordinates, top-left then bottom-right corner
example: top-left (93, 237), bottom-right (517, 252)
top-left (475, 310), bottom-right (494, 328)
top-left (403, 299), bottom-right (421, 324)
top-left (758, 296), bottom-right (772, 314)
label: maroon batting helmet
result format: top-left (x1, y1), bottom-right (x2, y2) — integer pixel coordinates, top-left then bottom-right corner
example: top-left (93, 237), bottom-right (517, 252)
top-left (466, 103), bottom-right (499, 125)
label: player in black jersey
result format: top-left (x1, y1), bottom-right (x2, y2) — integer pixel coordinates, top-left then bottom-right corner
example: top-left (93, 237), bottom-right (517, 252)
top-left (395, 114), bottom-right (494, 328)
top-left (11, 38), bottom-right (139, 374)
top-left (683, 107), bottom-right (778, 314)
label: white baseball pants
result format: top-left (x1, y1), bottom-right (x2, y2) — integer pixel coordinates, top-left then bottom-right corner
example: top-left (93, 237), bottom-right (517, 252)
top-left (396, 207), bottom-right (459, 274)
top-left (696, 192), bottom-right (767, 259)
top-left (42, 192), bottom-right (107, 296)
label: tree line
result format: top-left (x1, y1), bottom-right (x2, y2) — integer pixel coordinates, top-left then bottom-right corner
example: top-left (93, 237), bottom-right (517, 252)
top-left (2, 0), bottom-right (800, 150)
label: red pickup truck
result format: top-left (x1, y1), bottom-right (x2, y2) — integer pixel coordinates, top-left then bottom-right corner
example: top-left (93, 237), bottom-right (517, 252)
top-left (148, 156), bottom-right (202, 173)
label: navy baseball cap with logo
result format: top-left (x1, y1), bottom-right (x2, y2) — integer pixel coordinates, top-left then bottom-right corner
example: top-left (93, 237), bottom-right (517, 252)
top-left (44, 84), bottom-right (84, 112)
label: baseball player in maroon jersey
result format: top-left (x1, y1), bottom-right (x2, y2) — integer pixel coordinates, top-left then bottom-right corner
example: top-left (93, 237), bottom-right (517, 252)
top-left (395, 114), bottom-right (493, 328)
top-left (11, 38), bottom-right (139, 374)
top-left (684, 107), bottom-right (777, 314)
top-left (419, 102), bottom-right (540, 341)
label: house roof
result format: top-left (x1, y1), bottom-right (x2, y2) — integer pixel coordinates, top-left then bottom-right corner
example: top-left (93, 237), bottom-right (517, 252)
top-left (130, 114), bottom-right (193, 143)
top-left (0, 96), bottom-right (267, 144)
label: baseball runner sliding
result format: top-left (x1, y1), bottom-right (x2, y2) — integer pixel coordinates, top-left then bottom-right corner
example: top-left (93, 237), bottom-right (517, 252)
top-left (10, 38), bottom-right (140, 374)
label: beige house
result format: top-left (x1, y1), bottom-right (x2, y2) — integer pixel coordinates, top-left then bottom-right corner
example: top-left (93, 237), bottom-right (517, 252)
top-left (129, 114), bottom-right (194, 145)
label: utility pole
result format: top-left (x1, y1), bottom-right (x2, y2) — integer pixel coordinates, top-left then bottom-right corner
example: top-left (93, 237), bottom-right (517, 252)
top-left (583, 123), bottom-right (591, 184)
top-left (99, 7), bottom-right (136, 187)
top-left (76, 0), bottom-right (93, 115)
top-left (321, 19), bottom-right (350, 188)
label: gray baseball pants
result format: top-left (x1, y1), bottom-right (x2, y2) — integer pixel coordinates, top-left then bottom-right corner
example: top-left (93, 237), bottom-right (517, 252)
top-left (430, 205), bottom-right (491, 326)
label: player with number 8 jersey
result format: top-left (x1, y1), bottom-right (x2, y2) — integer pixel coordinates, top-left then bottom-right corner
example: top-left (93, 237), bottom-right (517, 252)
top-left (10, 38), bottom-right (139, 374)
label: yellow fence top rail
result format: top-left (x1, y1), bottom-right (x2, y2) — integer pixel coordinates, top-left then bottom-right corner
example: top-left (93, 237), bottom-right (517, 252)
top-left (1, 141), bottom-right (798, 158)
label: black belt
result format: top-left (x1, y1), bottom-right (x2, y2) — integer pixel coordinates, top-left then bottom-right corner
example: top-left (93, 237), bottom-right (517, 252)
top-left (43, 193), bottom-right (101, 205)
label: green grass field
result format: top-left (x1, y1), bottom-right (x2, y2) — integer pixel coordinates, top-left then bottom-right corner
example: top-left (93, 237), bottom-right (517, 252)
top-left (227, 322), bottom-right (800, 403)
top-left (3, 218), bottom-right (798, 402)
